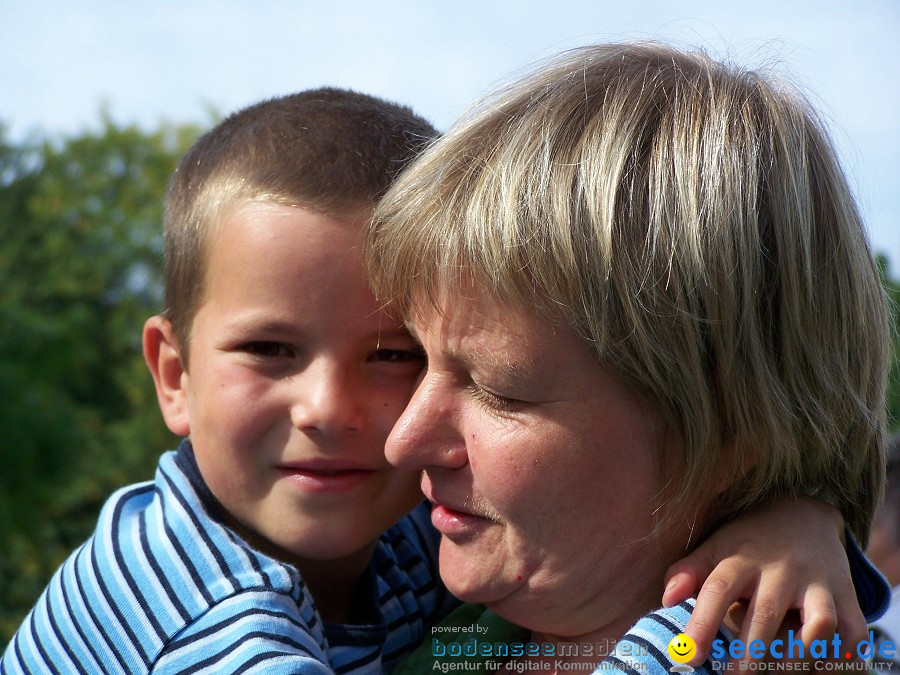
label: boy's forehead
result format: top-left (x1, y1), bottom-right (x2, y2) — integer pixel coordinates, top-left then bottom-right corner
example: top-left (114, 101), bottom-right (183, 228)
top-left (202, 199), bottom-right (374, 265)
top-left (192, 198), bottom-right (403, 333)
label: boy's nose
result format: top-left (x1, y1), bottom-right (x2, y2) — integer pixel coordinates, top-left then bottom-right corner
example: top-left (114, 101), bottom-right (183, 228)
top-left (290, 362), bottom-right (365, 435)
top-left (385, 373), bottom-right (467, 470)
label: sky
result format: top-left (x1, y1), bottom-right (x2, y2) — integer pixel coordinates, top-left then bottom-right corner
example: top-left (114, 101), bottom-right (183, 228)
top-left (2, 0), bottom-right (898, 270)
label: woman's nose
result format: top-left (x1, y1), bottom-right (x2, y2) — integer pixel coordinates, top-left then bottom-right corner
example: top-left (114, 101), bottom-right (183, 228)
top-left (385, 372), bottom-right (467, 470)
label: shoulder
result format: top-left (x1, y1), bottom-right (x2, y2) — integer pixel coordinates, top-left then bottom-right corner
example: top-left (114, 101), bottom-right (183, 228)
top-left (0, 474), bottom-right (158, 673)
top-left (152, 591), bottom-right (333, 673)
top-left (1, 449), bottom-right (320, 674)
top-left (606, 601), bottom-right (732, 675)
top-left (130, 450), bottom-right (303, 601)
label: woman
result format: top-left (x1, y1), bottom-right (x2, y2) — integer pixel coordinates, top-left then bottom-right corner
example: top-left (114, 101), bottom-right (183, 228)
top-left (366, 43), bottom-right (890, 672)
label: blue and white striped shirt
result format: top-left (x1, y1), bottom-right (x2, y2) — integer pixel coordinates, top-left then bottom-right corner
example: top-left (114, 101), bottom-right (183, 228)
top-left (608, 600), bottom-right (731, 674)
top-left (1, 441), bottom-right (451, 674)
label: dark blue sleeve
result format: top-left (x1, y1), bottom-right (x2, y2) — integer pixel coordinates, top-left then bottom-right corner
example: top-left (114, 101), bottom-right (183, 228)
top-left (847, 530), bottom-right (891, 622)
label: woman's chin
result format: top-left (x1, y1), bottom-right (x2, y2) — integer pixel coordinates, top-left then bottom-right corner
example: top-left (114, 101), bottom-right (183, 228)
top-left (440, 568), bottom-right (504, 604)
top-left (439, 565), bottom-right (508, 601)
top-left (438, 551), bottom-right (529, 607)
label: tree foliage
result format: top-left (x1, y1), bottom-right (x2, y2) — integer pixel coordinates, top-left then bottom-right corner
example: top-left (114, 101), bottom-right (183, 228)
top-left (0, 118), bottom-right (200, 643)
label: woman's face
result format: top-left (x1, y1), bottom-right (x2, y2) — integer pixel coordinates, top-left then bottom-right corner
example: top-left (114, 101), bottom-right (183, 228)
top-left (387, 294), bottom-right (689, 636)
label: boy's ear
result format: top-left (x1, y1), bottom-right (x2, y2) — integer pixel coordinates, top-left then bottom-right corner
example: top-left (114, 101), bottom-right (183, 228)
top-left (143, 316), bottom-right (191, 436)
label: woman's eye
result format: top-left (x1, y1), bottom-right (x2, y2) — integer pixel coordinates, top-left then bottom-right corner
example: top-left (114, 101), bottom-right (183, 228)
top-left (241, 341), bottom-right (292, 358)
top-left (370, 348), bottom-right (426, 364)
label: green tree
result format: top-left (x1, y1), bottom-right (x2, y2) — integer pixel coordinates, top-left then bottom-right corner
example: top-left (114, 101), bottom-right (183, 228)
top-left (0, 117), bottom-right (201, 642)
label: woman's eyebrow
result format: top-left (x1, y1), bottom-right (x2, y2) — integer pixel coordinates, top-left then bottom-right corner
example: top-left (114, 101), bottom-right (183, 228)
top-left (406, 318), bottom-right (537, 386)
top-left (454, 346), bottom-right (536, 389)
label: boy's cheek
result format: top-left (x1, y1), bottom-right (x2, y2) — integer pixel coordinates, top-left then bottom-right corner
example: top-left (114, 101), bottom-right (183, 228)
top-left (365, 386), bottom-right (419, 430)
top-left (387, 468), bottom-right (430, 514)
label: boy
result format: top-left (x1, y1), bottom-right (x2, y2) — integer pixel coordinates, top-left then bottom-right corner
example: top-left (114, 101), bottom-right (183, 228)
top-left (1, 86), bottom-right (887, 674)
top-left (2, 88), bottom-right (447, 674)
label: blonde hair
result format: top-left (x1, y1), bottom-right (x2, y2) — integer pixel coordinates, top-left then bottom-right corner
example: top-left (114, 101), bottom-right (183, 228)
top-left (163, 88), bottom-right (437, 357)
top-left (367, 43), bottom-right (889, 542)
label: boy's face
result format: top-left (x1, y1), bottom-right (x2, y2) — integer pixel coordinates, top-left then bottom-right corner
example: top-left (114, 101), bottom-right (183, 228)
top-left (163, 201), bottom-right (425, 567)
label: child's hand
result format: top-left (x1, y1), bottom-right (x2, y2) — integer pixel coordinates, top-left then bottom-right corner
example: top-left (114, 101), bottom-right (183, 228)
top-left (661, 496), bottom-right (867, 665)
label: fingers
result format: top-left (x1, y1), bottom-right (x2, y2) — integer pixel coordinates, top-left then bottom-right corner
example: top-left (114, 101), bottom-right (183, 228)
top-left (715, 583), bottom-right (850, 669)
top-left (662, 538), bottom-right (714, 607)
top-left (664, 544), bottom-right (714, 588)
top-left (738, 574), bottom-right (796, 649)
top-left (668, 496), bottom-right (861, 669)
top-left (662, 570), bottom-right (699, 608)
top-left (683, 560), bottom-right (755, 664)
top-left (732, 576), bottom-right (799, 670)
top-left (831, 582), bottom-right (869, 655)
top-left (799, 584), bottom-right (841, 648)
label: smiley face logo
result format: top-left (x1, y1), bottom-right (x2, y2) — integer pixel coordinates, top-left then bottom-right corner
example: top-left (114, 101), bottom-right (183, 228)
top-left (667, 633), bottom-right (697, 664)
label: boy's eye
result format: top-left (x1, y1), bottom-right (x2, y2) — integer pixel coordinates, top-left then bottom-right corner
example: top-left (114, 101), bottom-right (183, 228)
top-left (369, 348), bottom-right (426, 364)
top-left (241, 341), bottom-right (292, 358)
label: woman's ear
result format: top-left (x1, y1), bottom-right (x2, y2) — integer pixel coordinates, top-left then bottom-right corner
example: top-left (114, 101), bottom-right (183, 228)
top-left (143, 316), bottom-right (191, 436)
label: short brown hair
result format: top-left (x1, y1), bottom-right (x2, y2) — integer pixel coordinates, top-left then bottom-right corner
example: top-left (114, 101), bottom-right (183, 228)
top-left (163, 87), bottom-right (437, 354)
top-left (367, 43), bottom-right (889, 543)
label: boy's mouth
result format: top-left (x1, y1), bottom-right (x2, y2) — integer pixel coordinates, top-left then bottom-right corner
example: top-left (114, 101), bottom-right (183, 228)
top-left (275, 461), bottom-right (379, 493)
